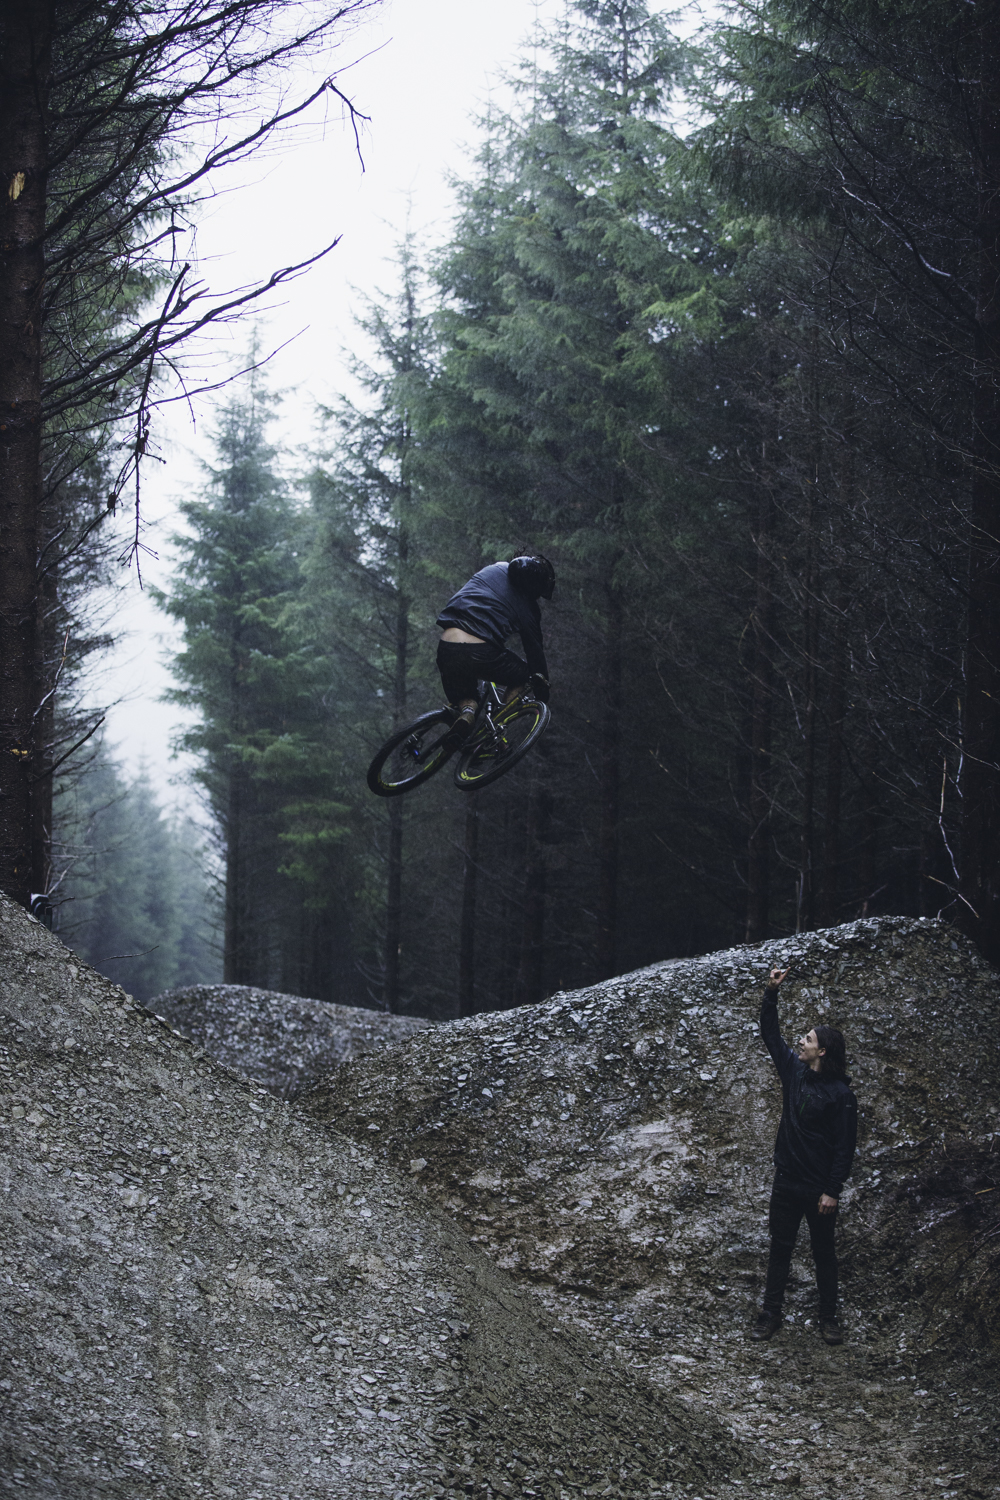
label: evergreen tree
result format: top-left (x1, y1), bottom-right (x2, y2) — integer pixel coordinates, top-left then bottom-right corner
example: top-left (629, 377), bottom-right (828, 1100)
top-left (299, 239), bottom-right (463, 1011)
top-left (157, 370), bottom-right (358, 999)
top-left (432, 0), bottom-right (727, 983)
top-left (55, 757), bottom-right (221, 1003)
top-left (701, 0), bottom-right (1000, 951)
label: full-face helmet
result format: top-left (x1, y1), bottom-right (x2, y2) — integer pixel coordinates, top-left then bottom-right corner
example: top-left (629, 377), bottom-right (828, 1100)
top-left (508, 554), bottom-right (556, 600)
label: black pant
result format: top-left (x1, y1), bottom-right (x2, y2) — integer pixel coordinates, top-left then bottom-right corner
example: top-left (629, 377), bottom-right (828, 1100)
top-left (437, 640), bottom-right (531, 705)
top-left (762, 1177), bottom-right (839, 1321)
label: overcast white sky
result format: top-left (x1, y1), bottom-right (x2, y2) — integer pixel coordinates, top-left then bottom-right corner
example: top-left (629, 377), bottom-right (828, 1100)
top-left (97, 0), bottom-right (549, 809)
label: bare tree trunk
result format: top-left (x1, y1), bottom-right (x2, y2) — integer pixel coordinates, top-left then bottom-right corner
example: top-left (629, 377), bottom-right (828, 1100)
top-left (0, 2), bottom-right (53, 907)
top-left (962, 0), bottom-right (1000, 962)
top-left (797, 490), bottom-right (818, 932)
top-left (595, 592), bottom-right (621, 979)
top-left (383, 799), bottom-right (403, 1012)
top-left (383, 578), bottom-right (409, 1013)
top-left (858, 770), bottom-right (880, 917)
top-left (797, 343), bottom-right (822, 932)
top-left (513, 777), bottom-right (551, 1006)
top-left (458, 794), bottom-right (479, 1017)
top-left (29, 564), bottom-right (56, 919)
top-left (819, 600), bottom-right (846, 926)
top-left (223, 767), bottom-right (243, 983)
top-left (746, 486), bottom-right (775, 942)
top-left (798, 646), bottom-right (817, 932)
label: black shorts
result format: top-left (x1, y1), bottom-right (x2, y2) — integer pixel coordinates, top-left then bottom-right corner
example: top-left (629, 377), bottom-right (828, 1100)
top-left (436, 640), bottom-right (531, 705)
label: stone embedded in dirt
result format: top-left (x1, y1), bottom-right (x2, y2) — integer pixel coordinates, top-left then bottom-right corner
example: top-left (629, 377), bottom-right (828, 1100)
top-left (307, 916), bottom-right (1000, 1499)
top-left (147, 982), bottom-right (433, 1095)
top-left (310, 916), bottom-right (1000, 1343)
top-left (0, 894), bottom-right (742, 1499)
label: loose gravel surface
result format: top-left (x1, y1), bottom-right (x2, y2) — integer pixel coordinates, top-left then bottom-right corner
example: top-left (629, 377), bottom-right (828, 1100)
top-left (147, 984), bottom-right (433, 1096)
top-left (308, 917), bottom-right (1000, 1500)
top-left (0, 894), bottom-right (741, 1500)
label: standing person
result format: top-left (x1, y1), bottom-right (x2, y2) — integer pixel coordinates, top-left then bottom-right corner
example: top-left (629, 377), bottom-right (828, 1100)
top-left (436, 556), bottom-right (554, 750)
top-left (752, 966), bottom-right (858, 1345)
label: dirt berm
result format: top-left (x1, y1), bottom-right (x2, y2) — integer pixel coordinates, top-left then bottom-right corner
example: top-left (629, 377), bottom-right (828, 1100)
top-left (0, 893), bottom-right (741, 1500)
top-left (308, 917), bottom-right (1000, 1500)
top-left (147, 984), bottom-right (433, 1096)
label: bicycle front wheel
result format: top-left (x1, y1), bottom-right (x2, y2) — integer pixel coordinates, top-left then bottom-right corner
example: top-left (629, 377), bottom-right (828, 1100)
top-left (453, 699), bottom-right (550, 791)
top-left (367, 710), bottom-right (455, 797)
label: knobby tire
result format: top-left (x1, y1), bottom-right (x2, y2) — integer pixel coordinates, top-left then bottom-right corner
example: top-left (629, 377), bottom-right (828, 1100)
top-left (367, 710), bottom-right (455, 797)
top-left (453, 697), bottom-right (550, 791)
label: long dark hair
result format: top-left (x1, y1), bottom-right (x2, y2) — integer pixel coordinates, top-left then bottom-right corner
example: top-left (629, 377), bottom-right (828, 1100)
top-left (814, 1024), bottom-right (850, 1083)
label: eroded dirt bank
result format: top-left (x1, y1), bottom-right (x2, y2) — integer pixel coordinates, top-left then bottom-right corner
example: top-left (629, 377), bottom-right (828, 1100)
top-left (307, 917), bottom-right (1000, 1500)
top-left (0, 895), bottom-right (740, 1500)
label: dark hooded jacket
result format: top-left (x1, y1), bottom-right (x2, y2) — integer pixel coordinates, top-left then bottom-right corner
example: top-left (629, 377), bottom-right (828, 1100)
top-left (436, 563), bottom-right (547, 679)
top-left (760, 988), bottom-right (858, 1199)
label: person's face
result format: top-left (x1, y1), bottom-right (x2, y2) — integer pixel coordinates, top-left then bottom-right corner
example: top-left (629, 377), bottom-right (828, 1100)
top-left (797, 1028), bottom-right (826, 1071)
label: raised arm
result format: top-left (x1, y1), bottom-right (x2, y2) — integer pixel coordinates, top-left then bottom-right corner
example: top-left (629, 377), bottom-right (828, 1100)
top-left (760, 967), bottom-right (798, 1083)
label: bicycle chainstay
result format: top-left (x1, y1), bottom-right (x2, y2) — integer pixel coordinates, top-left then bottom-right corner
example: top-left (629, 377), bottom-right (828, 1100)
top-left (468, 695), bottom-right (532, 758)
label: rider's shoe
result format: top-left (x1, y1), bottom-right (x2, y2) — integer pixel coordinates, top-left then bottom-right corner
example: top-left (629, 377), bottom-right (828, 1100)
top-left (441, 705), bottom-right (477, 752)
top-left (750, 1311), bottom-right (783, 1342)
top-left (819, 1317), bottom-right (844, 1345)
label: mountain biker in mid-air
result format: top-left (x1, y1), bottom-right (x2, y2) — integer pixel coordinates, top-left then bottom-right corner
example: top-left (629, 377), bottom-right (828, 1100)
top-left (436, 555), bottom-right (555, 750)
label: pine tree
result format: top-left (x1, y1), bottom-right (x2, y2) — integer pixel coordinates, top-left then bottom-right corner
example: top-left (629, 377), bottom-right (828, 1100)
top-left (300, 237), bottom-right (452, 1010)
top-left (55, 756), bottom-right (220, 1003)
top-left (156, 370), bottom-right (337, 992)
top-left (701, 0), bottom-right (1000, 951)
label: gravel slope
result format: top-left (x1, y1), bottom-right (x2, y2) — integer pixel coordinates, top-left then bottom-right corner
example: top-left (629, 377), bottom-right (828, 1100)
top-left (147, 984), bottom-right (433, 1096)
top-left (308, 916), bottom-right (1000, 1500)
top-left (0, 895), bottom-right (741, 1500)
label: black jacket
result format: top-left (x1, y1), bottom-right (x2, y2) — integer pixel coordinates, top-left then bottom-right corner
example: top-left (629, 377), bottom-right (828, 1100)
top-left (436, 563), bottom-right (548, 679)
top-left (760, 988), bottom-right (858, 1199)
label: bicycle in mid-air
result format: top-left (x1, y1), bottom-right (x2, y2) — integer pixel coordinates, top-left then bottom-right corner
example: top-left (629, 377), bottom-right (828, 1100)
top-left (366, 682), bottom-right (550, 797)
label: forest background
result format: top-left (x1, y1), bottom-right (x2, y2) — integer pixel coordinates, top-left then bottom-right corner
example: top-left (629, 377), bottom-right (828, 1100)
top-left (16, 0), bottom-right (1000, 1017)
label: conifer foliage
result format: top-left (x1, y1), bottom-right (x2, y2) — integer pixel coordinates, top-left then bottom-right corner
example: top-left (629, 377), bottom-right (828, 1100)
top-left (55, 757), bottom-right (219, 1003)
top-left (156, 375), bottom-right (358, 1001)
top-left (153, 0), bottom-right (1000, 1012)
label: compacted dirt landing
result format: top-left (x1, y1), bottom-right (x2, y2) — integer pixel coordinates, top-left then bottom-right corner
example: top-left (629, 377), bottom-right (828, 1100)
top-left (0, 895), bottom-right (741, 1500)
top-left (538, 1282), bottom-right (997, 1500)
top-left (311, 916), bottom-right (1000, 1500)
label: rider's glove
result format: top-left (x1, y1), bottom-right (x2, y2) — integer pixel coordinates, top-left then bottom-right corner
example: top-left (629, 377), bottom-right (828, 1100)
top-left (528, 673), bottom-right (550, 704)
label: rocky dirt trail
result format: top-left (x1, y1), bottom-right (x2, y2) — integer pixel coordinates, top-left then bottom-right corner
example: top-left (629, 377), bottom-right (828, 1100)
top-left (4, 902), bottom-right (998, 1500)
top-left (309, 917), bottom-right (1000, 1500)
top-left (0, 894), bottom-right (741, 1500)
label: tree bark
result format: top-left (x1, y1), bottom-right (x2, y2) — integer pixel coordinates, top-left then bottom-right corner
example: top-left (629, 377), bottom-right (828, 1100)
top-left (746, 485), bottom-right (775, 942)
top-left (0, 2), bottom-right (53, 908)
top-left (858, 769), bottom-right (880, 918)
top-left (458, 794), bottom-right (479, 1017)
top-left (29, 562), bottom-right (56, 918)
top-left (819, 599), bottom-right (846, 927)
top-left (513, 776), bottom-right (551, 1006)
top-left (383, 571), bottom-right (409, 1013)
top-left (223, 765), bottom-right (244, 983)
top-left (797, 490), bottom-right (818, 933)
top-left (595, 591), bottom-right (621, 979)
top-left (962, 0), bottom-right (1000, 962)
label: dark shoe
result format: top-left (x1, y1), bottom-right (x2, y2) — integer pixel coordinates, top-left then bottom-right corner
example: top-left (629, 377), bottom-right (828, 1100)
top-left (820, 1318), bottom-right (844, 1345)
top-left (441, 706), bottom-right (476, 752)
top-left (750, 1311), bottom-right (783, 1342)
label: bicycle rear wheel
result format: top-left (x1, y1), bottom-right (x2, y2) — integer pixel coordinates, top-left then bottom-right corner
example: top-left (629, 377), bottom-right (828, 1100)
top-left (367, 709), bottom-right (455, 797)
top-left (453, 698), bottom-right (550, 791)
